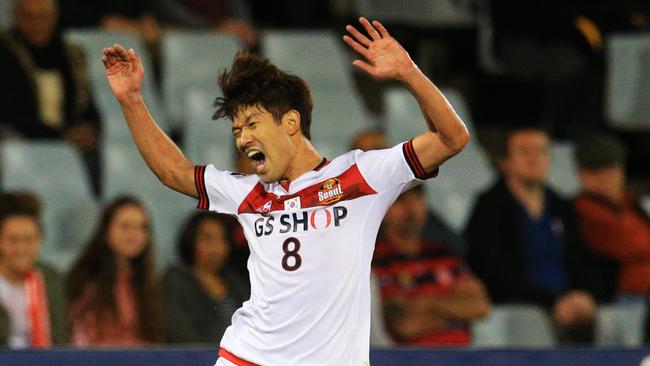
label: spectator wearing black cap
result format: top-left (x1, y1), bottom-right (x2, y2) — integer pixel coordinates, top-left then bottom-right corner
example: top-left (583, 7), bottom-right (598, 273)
top-left (574, 133), bottom-right (650, 302)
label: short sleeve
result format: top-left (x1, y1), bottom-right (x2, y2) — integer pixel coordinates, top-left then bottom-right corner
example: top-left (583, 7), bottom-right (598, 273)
top-left (194, 164), bottom-right (256, 215)
top-left (355, 140), bottom-right (438, 193)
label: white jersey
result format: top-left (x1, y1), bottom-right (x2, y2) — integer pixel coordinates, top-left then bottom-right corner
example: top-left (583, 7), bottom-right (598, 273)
top-left (195, 140), bottom-right (436, 366)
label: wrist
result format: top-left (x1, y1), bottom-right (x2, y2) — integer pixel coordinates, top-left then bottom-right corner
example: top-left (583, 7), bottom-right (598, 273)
top-left (399, 64), bottom-right (423, 84)
top-left (118, 93), bottom-right (144, 107)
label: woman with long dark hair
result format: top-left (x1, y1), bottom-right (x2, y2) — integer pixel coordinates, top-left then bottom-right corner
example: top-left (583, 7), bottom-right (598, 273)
top-left (163, 211), bottom-right (248, 344)
top-left (66, 196), bottom-right (164, 345)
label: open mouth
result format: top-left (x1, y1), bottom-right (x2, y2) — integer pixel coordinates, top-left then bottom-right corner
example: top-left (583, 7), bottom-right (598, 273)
top-left (247, 150), bottom-right (266, 172)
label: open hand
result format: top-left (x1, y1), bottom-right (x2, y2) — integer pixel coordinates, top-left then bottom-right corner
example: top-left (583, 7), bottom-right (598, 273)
top-left (343, 17), bottom-right (418, 81)
top-left (103, 44), bottom-right (144, 104)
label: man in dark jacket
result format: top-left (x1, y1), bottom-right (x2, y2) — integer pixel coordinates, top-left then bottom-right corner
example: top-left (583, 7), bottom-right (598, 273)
top-left (465, 127), bottom-right (607, 344)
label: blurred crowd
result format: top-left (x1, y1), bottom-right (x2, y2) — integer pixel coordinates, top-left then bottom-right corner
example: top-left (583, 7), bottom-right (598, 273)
top-left (0, 0), bottom-right (649, 350)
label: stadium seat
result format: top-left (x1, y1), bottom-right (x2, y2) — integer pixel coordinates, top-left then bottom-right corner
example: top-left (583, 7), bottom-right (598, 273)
top-left (102, 143), bottom-right (196, 269)
top-left (472, 304), bottom-right (556, 347)
top-left (161, 31), bottom-right (241, 129)
top-left (262, 31), bottom-right (376, 153)
top-left (548, 141), bottom-right (579, 198)
top-left (0, 0), bottom-right (18, 29)
top-left (424, 144), bottom-right (495, 231)
top-left (0, 141), bottom-right (98, 271)
top-left (596, 303), bottom-right (647, 347)
top-left (370, 275), bottom-right (393, 348)
top-left (606, 34), bottom-right (650, 130)
top-left (385, 87), bottom-right (476, 145)
top-left (183, 89), bottom-right (235, 168)
top-left (64, 29), bottom-right (171, 144)
top-left (353, 0), bottom-right (475, 28)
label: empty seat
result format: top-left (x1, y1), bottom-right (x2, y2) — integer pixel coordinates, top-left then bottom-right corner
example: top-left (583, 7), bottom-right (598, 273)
top-left (64, 29), bottom-right (171, 143)
top-left (0, 0), bottom-right (18, 30)
top-left (0, 141), bottom-right (98, 271)
top-left (354, 0), bottom-right (475, 28)
top-left (425, 144), bottom-right (495, 231)
top-left (606, 34), bottom-right (650, 131)
top-left (548, 141), bottom-right (579, 198)
top-left (183, 88), bottom-right (235, 168)
top-left (472, 304), bottom-right (556, 347)
top-left (385, 86), bottom-right (476, 147)
top-left (161, 31), bottom-right (241, 129)
top-left (596, 303), bottom-right (647, 347)
top-left (102, 143), bottom-right (196, 269)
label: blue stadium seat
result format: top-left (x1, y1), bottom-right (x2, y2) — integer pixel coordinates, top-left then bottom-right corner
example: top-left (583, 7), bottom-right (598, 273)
top-left (161, 31), bottom-right (241, 130)
top-left (548, 141), bottom-right (579, 198)
top-left (385, 87), bottom-right (476, 145)
top-left (353, 0), bottom-right (475, 28)
top-left (472, 304), bottom-right (556, 347)
top-left (606, 34), bottom-right (650, 131)
top-left (262, 31), bottom-right (376, 154)
top-left (64, 29), bottom-right (171, 144)
top-left (0, 0), bottom-right (18, 29)
top-left (183, 89), bottom-right (234, 168)
top-left (102, 143), bottom-right (196, 269)
top-left (0, 141), bottom-right (98, 271)
top-left (596, 303), bottom-right (647, 347)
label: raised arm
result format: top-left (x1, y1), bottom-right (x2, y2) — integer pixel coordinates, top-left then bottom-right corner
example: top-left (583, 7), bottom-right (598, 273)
top-left (103, 44), bottom-right (197, 197)
top-left (343, 18), bottom-right (469, 172)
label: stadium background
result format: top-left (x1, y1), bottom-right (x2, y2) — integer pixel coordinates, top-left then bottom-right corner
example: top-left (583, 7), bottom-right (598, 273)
top-left (0, 0), bottom-right (649, 365)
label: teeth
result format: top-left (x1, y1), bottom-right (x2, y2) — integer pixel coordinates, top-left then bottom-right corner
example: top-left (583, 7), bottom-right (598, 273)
top-left (247, 150), bottom-right (260, 158)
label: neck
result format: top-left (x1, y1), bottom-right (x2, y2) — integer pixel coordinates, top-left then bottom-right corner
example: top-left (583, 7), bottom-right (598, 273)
top-left (283, 138), bottom-right (323, 182)
top-left (506, 176), bottom-right (545, 218)
top-left (114, 256), bottom-right (131, 274)
top-left (0, 264), bottom-right (26, 284)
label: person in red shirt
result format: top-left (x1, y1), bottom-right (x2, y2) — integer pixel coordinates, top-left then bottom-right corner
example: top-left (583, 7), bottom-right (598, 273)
top-left (574, 133), bottom-right (650, 301)
top-left (373, 185), bottom-right (490, 346)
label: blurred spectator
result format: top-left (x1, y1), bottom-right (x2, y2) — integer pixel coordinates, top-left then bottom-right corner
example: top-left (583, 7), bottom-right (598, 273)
top-left (66, 197), bottom-right (164, 346)
top-left (373, 185), bottom-right (490, 346)
top-left (0, 0), bottom-right (102, 195)
top-left (465, 127), bottom-right (603, 344)
top-left (349, 129), bottom-right (387, 151)
top-left (152, 0), bottom-right (258, 49)
top-left (58, 0), bottom-right (161, 46)
top-left (163, 211), bottom-right (249, 344)
top-left (0, 192), bottom-right (69, 348)
top-left (487, 0), bottom-right (604, 137)
top-left (574, 134), bottom-right (650, 302)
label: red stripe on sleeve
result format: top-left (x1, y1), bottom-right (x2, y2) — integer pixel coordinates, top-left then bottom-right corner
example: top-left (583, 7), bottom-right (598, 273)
top-left (194, 165), bottom-right (209, 210)
top-left (403, 140), bottom-right (438, 180)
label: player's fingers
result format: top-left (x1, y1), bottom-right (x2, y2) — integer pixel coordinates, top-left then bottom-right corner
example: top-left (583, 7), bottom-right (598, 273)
top-left (102, 55), bottom-right (111, 69)
top-left (343, 35), bottom-right (370, 59)
top-left (359, 17), bottom-right (381, 40)
top-left (352, 59), bottom-right (375, 76)
top-left (345, 25), bottom-right (371, 47)
top-left (372, 20), bottom-right (390, 38)
top-left (113, 44), bottom-right (130, 62)
top-left (106, 48), bottom-right (118, 65)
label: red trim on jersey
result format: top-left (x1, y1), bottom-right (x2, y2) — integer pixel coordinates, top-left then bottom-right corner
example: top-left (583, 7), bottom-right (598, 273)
top-left (218, 348), bottom-right (259, 366)
top-left (194, 165), bottom-right (209, 210)
top-left (403, 140), bottom-right (438, 180)
top-left (237, 164), bottom-right (377, 214)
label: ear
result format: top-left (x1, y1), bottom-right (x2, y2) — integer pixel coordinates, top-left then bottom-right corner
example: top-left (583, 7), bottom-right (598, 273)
top-left (282, 110), bottom-right (301, 136)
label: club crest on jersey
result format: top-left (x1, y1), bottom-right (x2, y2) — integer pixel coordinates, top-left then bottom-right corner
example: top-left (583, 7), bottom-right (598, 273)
top-left (284, 196), bottom-right (301, 211)
top-left (256, 201), bottom-right (272, 213)
top-left (318, 178), bottom-right (343, 205)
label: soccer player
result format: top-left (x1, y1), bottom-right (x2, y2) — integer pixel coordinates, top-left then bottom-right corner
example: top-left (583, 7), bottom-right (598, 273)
top-left (102, 17), bottom-right (469, 366)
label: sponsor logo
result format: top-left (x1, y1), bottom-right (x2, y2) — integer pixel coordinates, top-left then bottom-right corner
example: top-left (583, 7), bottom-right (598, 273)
top-left (254, 206), bottom-right (348, 237)
top-left (284, 196), bottom-right (301, 211)
top-left (318, 178), bottom-right (343, 204)
top-left (256, 201), bottom-right (272, 213)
